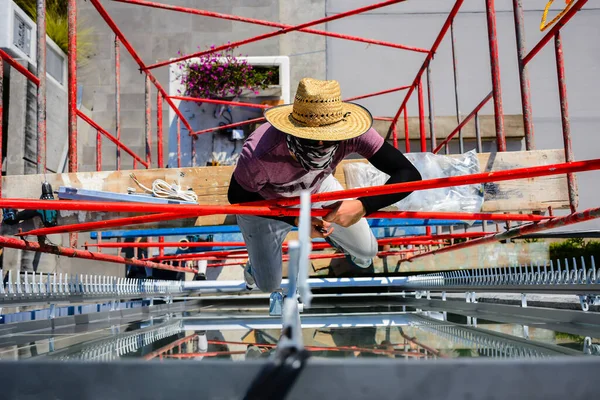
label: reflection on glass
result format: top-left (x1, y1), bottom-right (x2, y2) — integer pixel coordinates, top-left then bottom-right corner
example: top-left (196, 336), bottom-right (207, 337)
top-left (1, 309), bottom-right (599, 361)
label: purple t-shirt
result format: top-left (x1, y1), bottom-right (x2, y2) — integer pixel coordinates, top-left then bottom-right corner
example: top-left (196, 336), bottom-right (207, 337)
top-left (233, 123), bottom-right (384, 199)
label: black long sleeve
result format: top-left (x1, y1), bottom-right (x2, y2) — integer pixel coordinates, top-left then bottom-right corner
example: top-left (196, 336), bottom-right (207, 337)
top-left (227, 173), bottom-right (297, 226)
top-left (357, 141), bottom-right (422, 215)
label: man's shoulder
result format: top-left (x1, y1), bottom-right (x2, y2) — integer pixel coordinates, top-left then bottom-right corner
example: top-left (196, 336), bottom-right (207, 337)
top-left (243, 123), bottom-right (285, 159)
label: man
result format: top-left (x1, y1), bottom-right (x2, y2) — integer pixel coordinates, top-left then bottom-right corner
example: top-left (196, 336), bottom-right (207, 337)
top-left (228, 78), bottom-right (422, 292)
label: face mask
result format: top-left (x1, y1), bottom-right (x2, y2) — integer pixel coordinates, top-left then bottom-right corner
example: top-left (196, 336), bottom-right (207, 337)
top-left (285, 135), bottom-right (339, 171)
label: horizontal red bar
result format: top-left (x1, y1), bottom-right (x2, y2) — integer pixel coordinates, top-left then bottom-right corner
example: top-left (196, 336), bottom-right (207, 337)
top-left (262, 157), bottom-right (600, 208)
top-left (405, 206), bottom-right (600, 262)
top-left (0, 49), bottom-right (40, 86)
top-left (0, 235), bottom-right (196, 273)
top-left (192, 117), bottom-right (266, 136)
top-left (77, 110), bottom-right (149, 167)
top-left (344, 86), bottom-right (411, 102)
top-left (145, 0), bottom-right (408, 70)
top-left (114, 0), bottom-right (428, 54)
top-left (170, 96), bottom-right (269, 109)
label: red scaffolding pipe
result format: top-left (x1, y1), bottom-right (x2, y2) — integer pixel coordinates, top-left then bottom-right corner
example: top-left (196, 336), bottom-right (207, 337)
top-left (145, 248), bottom-right (441, 263)
top-left (388, 0), bottom-right (465, 139)
top-left (433, 91), bottom-right (493, 154)
top-left (115, 36), bottom-right (122, 170)
top-left (5, 158), bottom-right (599, 220)
top-left (405, 206), bottom-right (600, 262)
top-left (157, 92), bottom-right (164, 168)
top-left (174, 86), bottom-right (412, 111)
top-left (176, 117), bottom-right (181, 168)
top-left (259, 157), bottom-right (600, 208)
top-left (171, 96), bottom-right (270, 109)
top-left (555, 32), bottom-right (578, 213)
top-left (144, 0), bottom-right (409, 71)
top-left (19, 212), bottom-right (201, 237)
top-left (403, 106), bottom-right (410, 153)
top-left (67, 0), bottom-right (77, 172)
top-left (77, 111), bottom-right (149, 168)
top-left (485, 0), bottom-right (506, 152)
top-left (13, 198), bottom-right (551, 237)
top-left (114, 0), bottom-right (428, 55)
top-left (207, 339), bottom-right (432, 357)
top-left (0, 235), bottom-right (197, 274)
top-left (143, 333), bottom-right (198, 360)
top-left (0, 58), bottom-right (2, 198)
top-left (192, 117), bottom-right (265, 136)
top-left (512, 0), bottom-right (534, 150)
top-left (96, 129), bottom-right (102, 171)
top-left (0, 49), bottom-right (40, 86)
top-left (522, 0), bottom-right (588, 66)
top-left (344, 86), bottom-right (412, 102)
top-left (417, 80), bottom-right (427, 152)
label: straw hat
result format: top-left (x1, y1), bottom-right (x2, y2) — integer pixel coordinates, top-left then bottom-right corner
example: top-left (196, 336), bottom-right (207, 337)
top-left (264, 78), bottom-right (373, 141)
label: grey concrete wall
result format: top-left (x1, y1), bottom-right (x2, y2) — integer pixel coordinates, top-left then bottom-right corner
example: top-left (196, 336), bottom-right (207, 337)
top-left (326, 1), bottom-right (600, 229)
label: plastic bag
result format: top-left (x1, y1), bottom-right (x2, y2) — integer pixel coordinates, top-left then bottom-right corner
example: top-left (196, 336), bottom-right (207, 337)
top-left (343, 150), bottom-right (484, 215)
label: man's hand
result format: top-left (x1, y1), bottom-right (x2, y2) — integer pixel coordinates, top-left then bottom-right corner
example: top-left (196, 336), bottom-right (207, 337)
top-left (323, 200), bottom-right (366, 227)
top-left (294, 216), bottom-right (334, 239)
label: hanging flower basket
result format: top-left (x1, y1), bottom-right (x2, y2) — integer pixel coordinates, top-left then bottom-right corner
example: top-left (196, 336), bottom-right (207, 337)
top-left (177, 46), bottom-right (279, 100)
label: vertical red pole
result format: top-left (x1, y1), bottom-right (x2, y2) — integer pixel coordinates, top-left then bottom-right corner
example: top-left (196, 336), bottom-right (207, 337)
top-left (555, 32), bottom-right (578, 213)
top-left (512, 0), bottom-right (534, 150)
top-left (0, 56), bottom-right (3, 198)
top-left (417, 80), bottom-right (426, 152)
top-left (68, 0), bottom-right (78, 248)
top-left (426, 65), bottom-right (436, 152)
top-left (177, 117), bottom-right (181, 168)
top-left (159, 236), bottom-right (164, 258)
top-left (115, 36), bottom-right (121, 170)
top-left (36, 0), bottom-right (47, 174)
top-left (96, 129), bottom-right (102, 171)
top-left (392, 122), bottom-right (398, 149)
top-left (450, 22), bottom-right (464, 153)
top-left (68, 0), bottom-right (77, 172)
top-left (403, 106), bottom-right (410, 153)
top-left (133, 159), bottom-right (138, 169)
top-left (145, 75), bottom-right (152, 167)
top-left (157, 92), bottom-right (163, 168)
top-left (485, 0), bottom-right (506, 152)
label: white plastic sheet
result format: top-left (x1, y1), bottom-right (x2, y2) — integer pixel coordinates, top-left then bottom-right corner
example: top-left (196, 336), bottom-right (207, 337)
top-left (343, 150), bottom-right (484, 215)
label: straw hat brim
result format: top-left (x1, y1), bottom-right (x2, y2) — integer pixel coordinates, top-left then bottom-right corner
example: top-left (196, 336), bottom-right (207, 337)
top-left (264, 102), bottom-right (373, 141)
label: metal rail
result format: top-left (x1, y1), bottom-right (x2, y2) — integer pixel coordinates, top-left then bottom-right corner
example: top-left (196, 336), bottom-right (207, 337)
top-left (0, 269), bottom-right (184, 307)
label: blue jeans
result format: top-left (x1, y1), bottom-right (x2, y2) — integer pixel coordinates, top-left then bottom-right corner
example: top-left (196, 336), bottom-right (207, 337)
top-left (236, 175), bottom-right (378, 292)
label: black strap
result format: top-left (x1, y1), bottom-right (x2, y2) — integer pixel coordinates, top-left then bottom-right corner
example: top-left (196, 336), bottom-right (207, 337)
top-left (243, 348), bottom-right (311, 400)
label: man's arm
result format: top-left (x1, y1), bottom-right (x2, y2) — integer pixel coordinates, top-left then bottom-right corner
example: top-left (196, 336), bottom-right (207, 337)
top-left (357, 141), bottom-right (422, 215)
top-left (227, 174), bottom-right (297, 226)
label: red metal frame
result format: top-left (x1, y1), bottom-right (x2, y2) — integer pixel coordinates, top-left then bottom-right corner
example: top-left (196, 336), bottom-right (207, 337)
top-left (143, 0), bottom-right (412, 71)
top-left (0, 235), bottom-right (197, 274)
top-left (0, 0), bottom-right (592, 272)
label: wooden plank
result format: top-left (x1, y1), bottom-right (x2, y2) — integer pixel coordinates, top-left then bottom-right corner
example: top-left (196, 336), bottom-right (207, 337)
top-left (1, 150), bottom-right (570, 231)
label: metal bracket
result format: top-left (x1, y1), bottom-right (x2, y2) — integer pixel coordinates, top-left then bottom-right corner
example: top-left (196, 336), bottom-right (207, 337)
top-left (521, 293), bottom-right (528, 308)
top-left (579, 294), bottom-right (600, 312)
